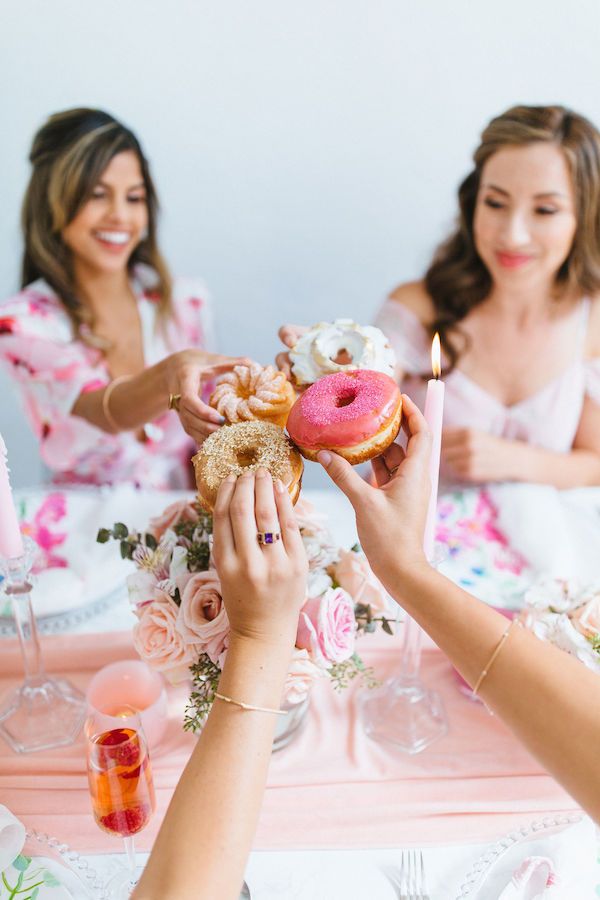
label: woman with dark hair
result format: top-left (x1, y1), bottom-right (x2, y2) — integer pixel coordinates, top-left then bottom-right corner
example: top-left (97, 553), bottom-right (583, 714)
top-left (0, 108), bottom-right (250, 488)
top-left (374, 105), bottom-right (600, 487)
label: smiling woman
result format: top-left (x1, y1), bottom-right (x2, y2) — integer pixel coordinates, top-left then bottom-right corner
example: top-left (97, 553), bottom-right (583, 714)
top-left (0, 108), bottom-right (252, 488)
top-left (373, 105), bottom-right (600, 489)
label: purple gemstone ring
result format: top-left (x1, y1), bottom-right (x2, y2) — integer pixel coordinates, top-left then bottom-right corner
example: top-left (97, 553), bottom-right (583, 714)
top-left (257, 531), bottom-right (281, 545)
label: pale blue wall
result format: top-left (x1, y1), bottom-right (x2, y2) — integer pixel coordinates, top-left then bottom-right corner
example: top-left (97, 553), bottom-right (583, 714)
top-left (2, 0), bottom-right (600, 486)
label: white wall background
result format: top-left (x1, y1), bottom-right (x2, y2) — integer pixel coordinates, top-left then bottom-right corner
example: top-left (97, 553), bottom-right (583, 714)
top-left (2, 0), bottom-right (600, 487)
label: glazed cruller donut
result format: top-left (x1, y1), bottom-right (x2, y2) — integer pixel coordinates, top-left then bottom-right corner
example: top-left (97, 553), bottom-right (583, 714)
top-left (286, 370), bottom-right (402, 464)
top-left (289, 319), bottom-right (396, 386)
top-left (192, 421), bottom-right (303, 511)
top-left (210, 363), bottom-right (296, 427)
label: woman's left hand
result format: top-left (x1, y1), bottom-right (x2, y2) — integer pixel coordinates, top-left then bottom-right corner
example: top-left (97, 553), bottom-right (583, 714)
top-left (442, 427), bottom-right (521, 482)
top-left (211, 469), bottom-right (308, 647)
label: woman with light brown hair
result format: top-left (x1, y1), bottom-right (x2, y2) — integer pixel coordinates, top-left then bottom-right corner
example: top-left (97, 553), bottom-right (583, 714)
top-left (278, 105), bottom-right (600, 488)
top-left (374, 104), bottom-right (600, 487)
top-left (0, 108), bottom-right (250, 488)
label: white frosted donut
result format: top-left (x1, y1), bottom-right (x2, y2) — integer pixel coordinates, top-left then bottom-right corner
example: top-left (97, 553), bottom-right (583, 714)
top-left (289, 319), bottom-right (396, 386)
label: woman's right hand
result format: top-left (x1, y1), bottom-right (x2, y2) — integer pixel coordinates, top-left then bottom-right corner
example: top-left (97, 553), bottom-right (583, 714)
top-left (163, 350), bottom-right (253, 443)
top-left (318, 394), bottom-right (432, 586)
top-left (275, 324), bottom-right (308, 380)
top-left (212, 469), bottom-right (308, 647)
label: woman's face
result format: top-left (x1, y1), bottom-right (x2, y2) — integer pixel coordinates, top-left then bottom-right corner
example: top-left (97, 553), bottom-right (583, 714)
top-left (61, 150), bottom-right (149, 277)
top-left (473, 142), bottom-right (577, 291)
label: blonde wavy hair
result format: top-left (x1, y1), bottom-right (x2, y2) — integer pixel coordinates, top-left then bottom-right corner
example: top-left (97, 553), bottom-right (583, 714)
top-left (424, 105), bottom-right (600, 371)
top-left (21, 107), bottom-right (172, 346)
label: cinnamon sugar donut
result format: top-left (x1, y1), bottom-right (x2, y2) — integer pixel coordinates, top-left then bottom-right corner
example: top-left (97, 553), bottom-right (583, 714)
top-left (286, 370), bottom-right (402, 465)
top-left (192, 421), bottom-right (303, 511)
top-left (210, 363), bottom-right (296, 428)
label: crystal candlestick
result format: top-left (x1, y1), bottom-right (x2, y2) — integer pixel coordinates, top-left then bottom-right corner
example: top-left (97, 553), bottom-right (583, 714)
top-left (0, 538), bottom-right (86, 753)
top-left (359, 547), bottom-right (448, 754)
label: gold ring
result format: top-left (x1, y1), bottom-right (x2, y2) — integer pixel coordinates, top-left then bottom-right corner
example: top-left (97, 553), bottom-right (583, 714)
top-left (168, 393), bottom-right (181, 412)
top-left (257, 531), bottom-right (281, 545)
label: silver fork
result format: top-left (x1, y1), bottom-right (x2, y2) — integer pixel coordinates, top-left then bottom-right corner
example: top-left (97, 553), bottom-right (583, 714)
top-left (399, 849), bottom-right (429, 900)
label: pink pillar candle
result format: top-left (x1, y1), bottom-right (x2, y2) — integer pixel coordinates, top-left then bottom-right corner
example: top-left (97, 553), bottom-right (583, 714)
top-left (0, 434), bottom-right (24, 560)
top-left (86, 660), bottom-right (168, 750)
top-left (423, 334), bottom-right (445, 559)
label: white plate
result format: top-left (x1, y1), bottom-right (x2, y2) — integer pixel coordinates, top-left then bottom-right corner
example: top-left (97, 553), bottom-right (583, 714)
top-left (455, 813), bottom-right (585, 899)
top-left (8, 828), bottom-right (108, 899)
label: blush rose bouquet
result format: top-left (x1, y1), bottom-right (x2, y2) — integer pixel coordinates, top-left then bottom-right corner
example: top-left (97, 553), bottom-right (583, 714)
top-left (98, 496), bottom-right (393, 732)
top-left (523, 577), bottom-right (600, 674)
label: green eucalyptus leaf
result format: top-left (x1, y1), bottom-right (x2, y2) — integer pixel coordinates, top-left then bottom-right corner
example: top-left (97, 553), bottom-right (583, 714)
top-left (113, 522), bottom-right (129, 539)
top-left (145, 533), bottom-right (157, 550)
top-left (12, 855), bottom-right (31, 872)
top-left (96, 528), bottom-right (111, 544)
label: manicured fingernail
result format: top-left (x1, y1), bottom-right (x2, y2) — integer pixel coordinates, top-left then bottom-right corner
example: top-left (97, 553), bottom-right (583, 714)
top-left (215, 415), bottom-right (225, 424)
top-left (255, 467), bottom-right (268, 479)
top-left (275, 479), bottom-right (285, 493)
top-left (317, 450), bottom-right (332, 466)
top-left (225, 473), bottom-right (236, 483)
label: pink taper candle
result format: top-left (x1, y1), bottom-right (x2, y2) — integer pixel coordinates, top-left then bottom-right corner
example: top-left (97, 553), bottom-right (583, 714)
top-left (0, 433), bottom-right (24, 559)
top-left (423, 333), bottom-right (444, 559)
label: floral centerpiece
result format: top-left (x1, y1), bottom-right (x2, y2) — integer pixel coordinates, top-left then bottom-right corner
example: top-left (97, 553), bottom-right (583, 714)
top-left (98, 497), bottom-right (392, 732)
top-left (523, 577), bottom-right (600, 674)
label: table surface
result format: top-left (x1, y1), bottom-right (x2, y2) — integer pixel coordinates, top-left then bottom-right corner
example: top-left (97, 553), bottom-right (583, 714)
top-left (2, 486), bottom-right (598, 899)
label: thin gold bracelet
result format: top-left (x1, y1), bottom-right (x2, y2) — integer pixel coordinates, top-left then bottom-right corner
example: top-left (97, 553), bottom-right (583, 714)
top-left (214, 692), bottom-right (288, 716)
top-left (472, 618), bottom-right (522, 696)
top-left (102, 375), bottom-right (132, 432)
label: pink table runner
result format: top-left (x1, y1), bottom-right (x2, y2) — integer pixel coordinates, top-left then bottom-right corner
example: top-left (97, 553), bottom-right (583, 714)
top-left (0, 631), bottom-right (577, 853)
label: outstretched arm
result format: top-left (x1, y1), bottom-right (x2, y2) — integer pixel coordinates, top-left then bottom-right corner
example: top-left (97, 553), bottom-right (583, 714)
top-left (320, 395), bottom-right (600, 822)
top-left (72, 350), bottom-right (252, 443)
top-left (133, 470), bottom-right (308, 900)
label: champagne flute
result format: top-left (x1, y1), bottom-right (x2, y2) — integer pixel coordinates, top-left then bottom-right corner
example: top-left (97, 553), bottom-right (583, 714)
top-left (85, 708), bottom-right (155, 898)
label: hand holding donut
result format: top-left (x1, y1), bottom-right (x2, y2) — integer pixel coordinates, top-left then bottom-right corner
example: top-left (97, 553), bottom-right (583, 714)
top-left (318, 394), bottom-right (432, 586)
top-left (275, 323), bottom-right (308, 383)
top-left (163, 349), bottom-right (254, 443)
top-left (211, 469), bottom-right (308, 647)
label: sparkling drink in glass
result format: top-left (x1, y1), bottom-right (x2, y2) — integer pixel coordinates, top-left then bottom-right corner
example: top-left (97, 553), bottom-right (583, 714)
top-left (86, 709), bottom-right (155, 897)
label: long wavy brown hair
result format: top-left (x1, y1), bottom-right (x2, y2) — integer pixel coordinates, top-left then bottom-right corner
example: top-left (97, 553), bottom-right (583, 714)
top-left (424, 105), bottom-right (600, 371)
top-left (21, 107), bottom-right (172, 346)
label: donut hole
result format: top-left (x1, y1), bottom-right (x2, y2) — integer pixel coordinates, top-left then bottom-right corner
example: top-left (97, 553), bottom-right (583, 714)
top-left (335, 390), bottom-right (356, 408)
top-left (236, 448), bottom-right (259, 467)
top-left (332, 347), bottom-right (353, 366)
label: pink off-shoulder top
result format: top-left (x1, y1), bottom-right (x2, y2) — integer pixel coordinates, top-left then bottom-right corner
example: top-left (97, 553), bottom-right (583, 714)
top-left (374, 297), bottom-right (600, 454)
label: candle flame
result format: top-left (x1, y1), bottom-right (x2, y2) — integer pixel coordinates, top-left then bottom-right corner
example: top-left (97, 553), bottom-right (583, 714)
top-left (431, 333), bottom-right (441, 378)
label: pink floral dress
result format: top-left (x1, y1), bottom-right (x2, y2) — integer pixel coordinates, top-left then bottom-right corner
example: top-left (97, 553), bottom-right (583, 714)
top-left (0, 266), bottom-right (215, 489)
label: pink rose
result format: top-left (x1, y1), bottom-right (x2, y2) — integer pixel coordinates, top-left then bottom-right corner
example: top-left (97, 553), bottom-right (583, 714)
top-left (283, 648), bottom-right (323, 705)
top-left (333, 550), bottom-right (388, 613)
top-left (296, 587), bottom-right (356, 666)
top-left (133, 595), bottom-right (195, 684)
top-left (569, 596), bottom-right (600, 639)
top-left (149, 500), bottom-right (199, 540)
top-left (176, 570), bottom-right (229, 665)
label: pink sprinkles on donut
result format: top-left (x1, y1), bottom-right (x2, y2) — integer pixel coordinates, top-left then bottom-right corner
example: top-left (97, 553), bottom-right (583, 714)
top-left (287, 370), bottom-right (400, 448)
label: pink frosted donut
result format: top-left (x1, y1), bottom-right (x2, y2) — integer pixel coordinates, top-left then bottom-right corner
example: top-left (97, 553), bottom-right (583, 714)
top-left (286, 370), bottom-right (402, 464)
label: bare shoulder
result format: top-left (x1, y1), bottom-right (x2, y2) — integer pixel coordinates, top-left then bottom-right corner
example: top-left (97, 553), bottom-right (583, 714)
top-left (387, 280), bottom-right (435, 326)
top-left (586, 295), bottom-right (600, 357)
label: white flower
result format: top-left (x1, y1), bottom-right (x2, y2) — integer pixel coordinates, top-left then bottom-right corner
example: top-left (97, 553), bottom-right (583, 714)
top-left (524, 577), bottom-right (574, 613)
top-left (307, 569), bottom-right (333, 597)
top-left (169, 545), bottom-right (189, 584)
top-left (126, 570), bottom-right (160, 608)
top-left (302, 534), bottom-right (338, 571)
